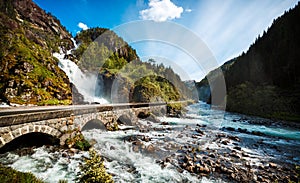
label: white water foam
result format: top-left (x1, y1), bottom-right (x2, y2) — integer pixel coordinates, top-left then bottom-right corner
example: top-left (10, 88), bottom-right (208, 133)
top-left (53, 45), bottom-right (108, 104)
top-left (82, 129), bottom-right (221, 183)
top-left (0, 147), bottom-right (88, 183)
top-left (1, 103), bottom-right (299, 182)
top-left (0, 102), bottom-right (10, 108)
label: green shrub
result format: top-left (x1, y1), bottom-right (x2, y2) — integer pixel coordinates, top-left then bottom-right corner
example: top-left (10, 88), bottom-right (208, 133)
top-left (77, 149), bottom-right (113, 183)
top-left (66, 133), bottom-right (91, 151)
top-left (0, 164), bottom-right (44, 183)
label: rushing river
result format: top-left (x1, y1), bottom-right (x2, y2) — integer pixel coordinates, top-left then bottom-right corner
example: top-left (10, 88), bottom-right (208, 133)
top-left (0, 102), bottom-right (300, 182)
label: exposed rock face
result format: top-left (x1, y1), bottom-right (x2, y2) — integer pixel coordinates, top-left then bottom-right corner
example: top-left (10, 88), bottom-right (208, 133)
top-left (74, 27), bottom-right (191, 104)
top-left (196, 3), bottom-right (300, 121)
top-left (0, 0), bottom-right (74, 105)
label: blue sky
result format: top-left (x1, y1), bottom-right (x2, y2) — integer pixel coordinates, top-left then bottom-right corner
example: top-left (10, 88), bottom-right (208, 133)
top-left (34, 0), bottom-right (299, 81)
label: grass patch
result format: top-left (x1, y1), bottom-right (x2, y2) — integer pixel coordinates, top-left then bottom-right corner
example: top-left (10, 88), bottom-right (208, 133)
top-left (0, 164), bottom-right (44, 183)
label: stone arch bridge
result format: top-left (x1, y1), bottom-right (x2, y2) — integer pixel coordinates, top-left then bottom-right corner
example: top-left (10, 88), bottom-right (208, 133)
top-left (0, 103), bottom-right (166, 148)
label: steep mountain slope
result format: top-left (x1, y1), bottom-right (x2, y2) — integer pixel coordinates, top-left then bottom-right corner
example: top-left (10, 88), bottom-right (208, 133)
top-left (0, 0), bottom-right (193, 106)
top-left (197, 3), bottom-right (300, 121)
top-left (0, 0), bottom-right (74, 105)
top-left (73, 28), bottom-right (193, 103)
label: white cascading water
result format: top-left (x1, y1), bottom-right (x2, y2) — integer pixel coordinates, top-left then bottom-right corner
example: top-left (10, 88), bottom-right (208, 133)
top-left (1, 102), bottom-right (300, 182)
top-left (53, 38), bottom-right (108, 104)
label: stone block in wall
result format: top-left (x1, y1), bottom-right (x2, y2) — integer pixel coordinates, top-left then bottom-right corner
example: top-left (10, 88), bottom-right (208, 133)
top-left (2, 132), bottom-right (13, 143)
top-left (0, 127), bottom-right (11, 134)
top-left (11, 130), bottom-right (21, 139)
top-left (21, 126), bottom-right (29, 134)
top-left (60, 126), bottom-right (68, 133)
top-left (9, 124), bottom-right (25, 131)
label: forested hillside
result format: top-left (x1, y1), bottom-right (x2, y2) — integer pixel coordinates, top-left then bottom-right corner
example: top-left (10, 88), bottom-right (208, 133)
top-left (73, 28), bottom-right (194, 104)
top-left (0, 0), bottom-right (74, 105)
top-left (197, 3), bottom-right (300, 121)
top-left (0, 0), bottom-right (193, 106)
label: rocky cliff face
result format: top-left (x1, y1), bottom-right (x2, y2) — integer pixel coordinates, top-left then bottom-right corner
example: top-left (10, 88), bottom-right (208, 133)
top-left (0, 0), bottom-right (192, 106)
top-left (0, 0), bottom-right (74, 105)
top-left (73, 28), bottom-right (192, 104)
top-left (196, 3), bottom-right (300, 121)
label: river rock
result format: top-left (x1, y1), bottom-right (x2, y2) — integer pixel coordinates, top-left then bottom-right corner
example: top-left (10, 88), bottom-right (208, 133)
top-left (146, 144), bottom-right (155, 153)
top-left (160, 122), bottom-right (169, 125)
top-left (233, 146), bottom-right (242, 151)
top-left (132, 145), bottom-right (139, 152)
top-left (197, 165), bottom-right (210, 174)
top-left (231, 152), bottom-right (241, 159)
top-left (195, 128), bottom-right (205, 135)
top-left (268, 163), bottom-right (277, 168)
top-left (221, 139), bottom-right (230, 145)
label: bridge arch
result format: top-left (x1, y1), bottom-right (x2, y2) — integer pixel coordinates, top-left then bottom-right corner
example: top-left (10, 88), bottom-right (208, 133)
top-left (81, 119), bottom-right (106, 131)
top-left (0, 124), bottom-right (61, 149)
top-left (117, 114), bottom-right (133, 126)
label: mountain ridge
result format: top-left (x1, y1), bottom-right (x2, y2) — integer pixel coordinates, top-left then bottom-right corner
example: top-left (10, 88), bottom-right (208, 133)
top-left (0, 0), bottom-right (192, 106)
top-left (0, 0), bottom-right (74, 105)
top-left (196, 2), bottom-right (300, 121)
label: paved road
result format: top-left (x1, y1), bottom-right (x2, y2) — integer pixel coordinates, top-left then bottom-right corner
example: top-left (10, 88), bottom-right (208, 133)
top-left (0, 102), bottom-right (168, 116)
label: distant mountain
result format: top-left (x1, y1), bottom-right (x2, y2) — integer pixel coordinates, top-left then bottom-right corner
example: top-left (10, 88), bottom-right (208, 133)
top-left (196, 3), bottom-right (300, 121)
top-left (0, 0), bottom-right (74, 105)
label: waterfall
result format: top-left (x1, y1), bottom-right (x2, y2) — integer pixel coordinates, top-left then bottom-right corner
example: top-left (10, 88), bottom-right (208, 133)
top-left (54, 41), bottom-right (108, 104)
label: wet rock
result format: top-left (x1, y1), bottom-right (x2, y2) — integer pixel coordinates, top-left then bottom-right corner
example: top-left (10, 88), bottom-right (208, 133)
top-left (208, 153), bottom-right (216, 158)
top-left (251, 131), bottom-right (264, 136)
top-left (137, 112), bottom-right (150, 119)
top-left (233, 146), bottom-right (242, 151)
top-left (228, 135), bottom-right (240, 142)
top-left (269, 163), bottom-right (277, 168)
top-left (177, 134), bottom-right (183, 138)
top-left (237, 128), bottom-right (248, 133)
top-left (70, 148), bottom-right (78, 154)
top-left (195, 128), bottom-right (205, 135)
top-left (132, 145), bottom-right (139, 152)
top-left (192, 135), bottom-right (199, 139)
top-left (221, 139), bottom-right (230, 145)
top-left (62, 152), bottom-right (68, 157)
top-left (165, 157), bottom-right (171, 163)
top-left (139, 128), bottom-right (149, 133)
top-left (183, 155), bottom-right (192, 163)
top-left (186, 165), bottom-right (194, 173)
top-left (132, 140), bottom-right (143, 146)
top-left (160, 122), bottom-right (169, 125)
top-left (257, 176), bottom-right (268, 182)
top-left (197, 164), bottom-right (210, 174)
top-left (117, 114), bottom-right (132, 125)
top-left (223, 127), bottom-right (235, 131)
top-left (242, 152), bottom-right (249, 157)
top-left (231, 152), bottom-right (241, 159)
top-left (146, 145), bottom-right (155, 153)
top-left (110, 146), bottom-right (116, 150)
top-left (142, 136), bottom-right (151, 142)
top-left (147, 114), bottom-right (161, 123)
top-left (216, 133), bottom-right (226, 138)
top-left (196, 124), bottom-right (207, 128)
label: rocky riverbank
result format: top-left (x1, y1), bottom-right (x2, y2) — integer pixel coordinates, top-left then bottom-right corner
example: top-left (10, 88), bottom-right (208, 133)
top-left (174, 126), bottom-right (299, 183)
top-left (113, 110), bottom-right (300, 183)
top-left (1, 103), bottom-right (300, 182)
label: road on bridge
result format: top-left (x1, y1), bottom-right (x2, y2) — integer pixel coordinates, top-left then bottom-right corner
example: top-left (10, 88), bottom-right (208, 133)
top-left (0, 102), bottom-right (168, 117)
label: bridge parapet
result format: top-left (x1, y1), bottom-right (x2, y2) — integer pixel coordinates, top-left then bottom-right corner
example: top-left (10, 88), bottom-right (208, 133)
top-left (0, 102), bottom-right (167, 148)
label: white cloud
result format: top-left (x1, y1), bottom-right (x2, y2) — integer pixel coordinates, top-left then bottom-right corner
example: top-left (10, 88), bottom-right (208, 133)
top-left (139, 0), bottom-right (183, 22)
top-left (78, 22), bottom-right (88, 30)
top-left (185, 8), bottom-right (192, 13)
